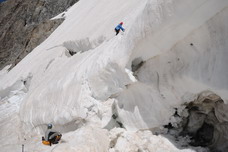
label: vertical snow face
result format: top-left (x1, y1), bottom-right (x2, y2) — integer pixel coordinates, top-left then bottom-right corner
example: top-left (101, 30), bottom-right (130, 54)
top-left (119, 1), bottom-right (228, 151)
top-left (113, 0), bottom-right (228, 131)
top-left (135, 6), bottom-right (228, 100)
top-left (128, 0), bottom-right (228, 64)
top-left (0, 72), bottom-right (32, 145)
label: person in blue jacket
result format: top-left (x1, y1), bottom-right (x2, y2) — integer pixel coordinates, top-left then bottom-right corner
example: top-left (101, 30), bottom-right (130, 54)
top-left (115, 22), bottom-right (125, 35)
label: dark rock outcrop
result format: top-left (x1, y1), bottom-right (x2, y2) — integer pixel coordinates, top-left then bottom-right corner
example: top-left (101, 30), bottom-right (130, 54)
top-left (0, 0), bottom-right (79, 70)
top-left (164, 91), bottom-right (228, 152)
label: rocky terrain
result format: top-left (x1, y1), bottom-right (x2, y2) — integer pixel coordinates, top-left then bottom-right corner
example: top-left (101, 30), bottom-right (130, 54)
top-left (0, 0), bottom-right (78, 70)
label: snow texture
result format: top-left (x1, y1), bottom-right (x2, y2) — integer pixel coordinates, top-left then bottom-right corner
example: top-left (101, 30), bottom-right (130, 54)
top-left (0, 0), bottom-right (228, 151)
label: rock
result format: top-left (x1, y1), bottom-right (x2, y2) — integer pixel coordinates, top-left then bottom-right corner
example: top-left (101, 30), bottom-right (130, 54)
top-left (0, 0), bottom-right (79, 70)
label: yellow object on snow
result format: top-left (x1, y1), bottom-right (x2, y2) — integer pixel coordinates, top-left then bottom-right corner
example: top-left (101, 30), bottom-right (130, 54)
top-left (42, 140), bottom-right (50, 145)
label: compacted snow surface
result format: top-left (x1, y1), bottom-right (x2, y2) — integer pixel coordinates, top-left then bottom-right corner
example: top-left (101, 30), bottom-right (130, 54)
top-left (0, 0), bottom-right (228, 151)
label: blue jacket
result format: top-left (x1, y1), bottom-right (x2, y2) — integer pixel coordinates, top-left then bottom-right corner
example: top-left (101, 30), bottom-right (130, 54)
top-left (115, 24), bottom-right (125, 31)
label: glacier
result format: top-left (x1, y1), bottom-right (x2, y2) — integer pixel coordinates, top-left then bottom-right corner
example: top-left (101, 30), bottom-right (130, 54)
top-left (0, 0), bottom-right (228, 151)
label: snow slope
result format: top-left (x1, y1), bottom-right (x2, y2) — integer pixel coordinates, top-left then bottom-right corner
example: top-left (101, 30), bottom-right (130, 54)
top-left (0, 0), bottom-right (228, 151)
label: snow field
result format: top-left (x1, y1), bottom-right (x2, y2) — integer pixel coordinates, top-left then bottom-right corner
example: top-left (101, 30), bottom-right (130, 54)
top-left (0, 0), bottom-right (228, 151)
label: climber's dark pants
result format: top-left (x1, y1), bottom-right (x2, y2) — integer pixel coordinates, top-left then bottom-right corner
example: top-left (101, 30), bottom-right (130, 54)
top-left (115, 28), bottom-right (120, 35)
top-left (49, 135), bottom-right (61, 144)
top-left (48, 132), bottom-right (62, 145)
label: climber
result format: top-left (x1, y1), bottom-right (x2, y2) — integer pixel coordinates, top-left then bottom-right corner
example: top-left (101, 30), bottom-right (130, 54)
top-left (42, 124), bottom-right (62, 146)
top-left (114, 22), bottom-right (125, 35)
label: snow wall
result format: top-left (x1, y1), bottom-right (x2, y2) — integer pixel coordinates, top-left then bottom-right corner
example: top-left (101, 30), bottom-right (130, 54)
top-left (0, 0), bottom-right (228, 151)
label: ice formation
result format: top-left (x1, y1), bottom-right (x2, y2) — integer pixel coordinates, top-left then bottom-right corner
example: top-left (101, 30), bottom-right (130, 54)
top-left (0, 0), bottom-right (228, 151)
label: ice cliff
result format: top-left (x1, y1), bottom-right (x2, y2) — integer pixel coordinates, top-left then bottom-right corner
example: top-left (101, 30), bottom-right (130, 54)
top-left (0, 0), bottom-right (228, 151)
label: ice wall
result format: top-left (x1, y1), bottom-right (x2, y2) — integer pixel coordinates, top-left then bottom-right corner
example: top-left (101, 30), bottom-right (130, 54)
top-left (113, 0), bottom-right (228, 130)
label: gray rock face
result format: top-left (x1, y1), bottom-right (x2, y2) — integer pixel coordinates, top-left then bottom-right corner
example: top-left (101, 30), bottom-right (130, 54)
top-left (165, 91), bottom-right (228, 152)
top-left (0, 0), bottom-right (79, 70)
